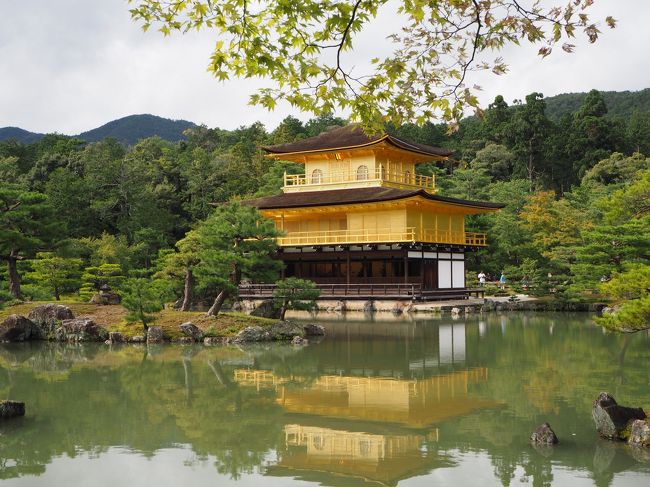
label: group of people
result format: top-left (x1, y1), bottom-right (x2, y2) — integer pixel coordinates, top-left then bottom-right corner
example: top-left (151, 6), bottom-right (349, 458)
top-left (477, 271), bottom-right (507, 289)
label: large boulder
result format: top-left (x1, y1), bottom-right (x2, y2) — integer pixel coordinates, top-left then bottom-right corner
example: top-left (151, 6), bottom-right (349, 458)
top-left (147, 326), bottom-right (164, 343)
top-left (55, 318), bottom-right (109, 342)
top-left (179, 322), bottom-right (203, 342)
top-left (0, 400), bottom-right (25, 419)
top-left (628, 419), bottom-right (650, 447)
top-left (303, 323), bottom-right (326, 336)
top-left (0, 315), bottom-right (37, 342)
top-left (28, 304), bottom-right (74, 339)
top-left (90, 291), bottom-right (121, 305)
top-left (250, 300), bottom-right (281, 319)
top-left (269, 321), bottom-right (304, 340)
top-left (592, 392), bottom-right (647, 440)
top-left (530, 422), bottom-right (559, 445)
top-left (108, 332), bottom-right (125, 343)
top-left (233, 326), bottom-right (271, 343)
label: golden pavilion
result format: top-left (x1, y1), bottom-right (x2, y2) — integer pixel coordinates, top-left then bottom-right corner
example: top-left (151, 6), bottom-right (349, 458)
top-left (243, 125), bottom-right (503, 300)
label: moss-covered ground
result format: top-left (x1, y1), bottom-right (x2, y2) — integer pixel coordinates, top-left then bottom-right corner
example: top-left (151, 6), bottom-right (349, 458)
top-left (0, 301), bottom-right (277, 340)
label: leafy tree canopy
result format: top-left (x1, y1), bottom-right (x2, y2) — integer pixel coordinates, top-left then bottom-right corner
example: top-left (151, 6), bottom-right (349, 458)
top-left (128, 0), bottom-right (614, 130)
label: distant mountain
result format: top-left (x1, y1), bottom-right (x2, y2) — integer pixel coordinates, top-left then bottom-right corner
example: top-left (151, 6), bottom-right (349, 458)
top-left (0, 126), bottom-right (45, 144)
top-left (0, 114), bottom-right (196, 145)
top-left (78, 114), bottom-right (196, 145)
top-left (544, 88), bottom-right (650, 120)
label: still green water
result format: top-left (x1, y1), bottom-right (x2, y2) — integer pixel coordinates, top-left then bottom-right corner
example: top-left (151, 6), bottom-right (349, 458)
top-left (0, 312), bottom-right (648, 487)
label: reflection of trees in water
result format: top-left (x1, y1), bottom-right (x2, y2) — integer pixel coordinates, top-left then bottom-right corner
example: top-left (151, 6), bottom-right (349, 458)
top-left (0, 343), bottom-right (286, 481)
top-left (0, 316), bottom-right (647, 486)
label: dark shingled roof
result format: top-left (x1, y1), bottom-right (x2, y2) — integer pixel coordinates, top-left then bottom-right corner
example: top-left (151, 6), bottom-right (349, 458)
top-left (243, 187), bottom-right (505, 211)
top-left (262, 124), bottom-right (452, 158)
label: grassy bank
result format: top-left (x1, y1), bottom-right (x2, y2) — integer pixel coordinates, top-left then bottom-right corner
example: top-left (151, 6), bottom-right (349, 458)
top-left (0, 301), bottom-right (277, 340)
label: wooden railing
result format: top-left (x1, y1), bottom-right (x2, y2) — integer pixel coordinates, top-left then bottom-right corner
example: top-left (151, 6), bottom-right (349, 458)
top-left (277, 228), bottom-right (487, 247)
top-left (283, 169), bottom-right (435, 191)
top-left (238, 283), bottom-right (485, 300)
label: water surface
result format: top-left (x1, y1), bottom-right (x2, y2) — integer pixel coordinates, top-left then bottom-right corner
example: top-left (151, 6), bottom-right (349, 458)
top-left (1, 312), bottom-right (649, 486)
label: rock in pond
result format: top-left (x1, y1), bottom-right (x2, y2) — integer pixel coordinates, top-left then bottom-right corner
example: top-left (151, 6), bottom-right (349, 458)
top-left (628, 419), bottom-right (650, 447)
top-left (302, 323), bottom-right (325, 336)
top-left (131, 335), bottom-right (145, 343)
top-left (0, 400), bottom-right (25, 419)
top-left (0, 315), bottom-right (37, 342)
top-left (147, 326), bottom-right (164, 343)
top-left (269, 321), bottom-right (304, 340)
top-left (28, 304), bottom-right (74, 338)
top-left (250, 299), bottom-right (281, 319)
top-left (592, 392), bottom-right (647, 440)
top-left (233, 326), bottom-right (271, 343)
top-left (291, 336), bottom-right (308, 345)
top-left (55, 318), bottom-right (109, 342)
top-left (530, 422), bottom-right (559, 445)
top-left (179, 322), bottom-right (203, 341)
top-left (108, 331), bottom-right (125, 343)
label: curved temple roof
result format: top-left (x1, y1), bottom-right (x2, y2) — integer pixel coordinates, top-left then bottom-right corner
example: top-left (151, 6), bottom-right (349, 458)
top-left (243, 187), bottom-right (505, 211)
top-left (262, 124), bottom-right (452, 158)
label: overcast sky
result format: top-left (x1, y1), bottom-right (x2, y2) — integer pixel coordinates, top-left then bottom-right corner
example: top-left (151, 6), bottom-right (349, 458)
top-left (0, 0), bottom-right (648, 135)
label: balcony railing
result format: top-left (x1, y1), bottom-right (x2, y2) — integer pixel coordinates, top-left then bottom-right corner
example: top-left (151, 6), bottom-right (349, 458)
top-left (277, 227), bottom-right (487, 247)
top-left (283, 168), bottom-right (435, 192)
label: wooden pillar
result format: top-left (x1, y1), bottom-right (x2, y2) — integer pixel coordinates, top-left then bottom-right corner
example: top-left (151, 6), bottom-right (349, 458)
top-left (346, 250), bottom-right (350, 286)
top-left (404, 252), bottom-right (408, 284)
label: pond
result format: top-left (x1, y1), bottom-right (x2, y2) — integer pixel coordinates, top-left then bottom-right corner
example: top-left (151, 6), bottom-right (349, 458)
top-left (0, 312), bottom-right (648, 486)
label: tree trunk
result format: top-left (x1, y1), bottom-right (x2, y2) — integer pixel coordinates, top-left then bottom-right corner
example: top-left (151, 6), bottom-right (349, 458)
top-left (54, 286), bottom-right (61, 301)
top-left (207, 290), bottom-right (227, 317)
top-left (6, 255), bottom-right (22, 300)
top-left (528, 139), bottom-right (534, 189)
top-left (181, 268), bottom-right (194, 312)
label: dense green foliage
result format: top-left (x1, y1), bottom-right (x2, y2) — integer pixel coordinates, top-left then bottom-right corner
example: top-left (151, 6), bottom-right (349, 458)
top-left (1, 90), bottom-right (648, 331)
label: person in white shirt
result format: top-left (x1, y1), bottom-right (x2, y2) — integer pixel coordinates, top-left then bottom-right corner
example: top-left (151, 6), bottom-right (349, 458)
top-left (478, 271), bottom-right (486, 286)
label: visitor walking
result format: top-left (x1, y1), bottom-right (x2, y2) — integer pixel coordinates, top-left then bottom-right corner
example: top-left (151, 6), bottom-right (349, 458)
top-left (477, 271), bottom-right (486, 287)
top-left (499, 272), bottom-right (506, 290)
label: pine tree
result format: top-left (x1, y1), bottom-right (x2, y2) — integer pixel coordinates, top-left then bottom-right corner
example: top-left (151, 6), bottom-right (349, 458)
top-left (196, 202), bottom-right (281, 316)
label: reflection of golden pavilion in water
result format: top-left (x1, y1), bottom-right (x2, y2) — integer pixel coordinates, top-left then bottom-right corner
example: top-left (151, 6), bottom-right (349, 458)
top-left (234, 323), bottom-right (495, 486)
top-left (235, 368), bottom-right (490, 428)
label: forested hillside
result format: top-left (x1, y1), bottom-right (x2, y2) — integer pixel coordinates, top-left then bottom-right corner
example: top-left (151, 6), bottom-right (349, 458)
top-left (1, 90), bottom-right (648, 329)
top-left (0, 114), bottom-right (196, 145)
top-left (0, 127), bottom-right (45, 144)
top-left (79, 114), bottom-right (196, 144)
top-left (544, 88), bottom-right (650, 120)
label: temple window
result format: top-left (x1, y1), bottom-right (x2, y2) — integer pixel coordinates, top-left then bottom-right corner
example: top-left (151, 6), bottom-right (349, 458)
top-left (356, 165), bottom-right (369, 180)
top-left (311, 169), bottom-right (323, 184)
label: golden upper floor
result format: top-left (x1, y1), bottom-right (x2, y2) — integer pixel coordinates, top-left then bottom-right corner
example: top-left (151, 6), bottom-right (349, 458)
top-left (264, 125), bottom-right (449, 194)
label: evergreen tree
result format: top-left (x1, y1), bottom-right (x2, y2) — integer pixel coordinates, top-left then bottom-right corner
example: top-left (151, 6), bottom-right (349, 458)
top-left (196, 202), bottom-right (281, 316)
top-left (122, 275), bottom-right (166, 334)
top-left (510, 93), bottom-right (551, 188)
top-left (24, 252), bottom-right (82, 300)
top-left (0, 185), bottom-right (57, 298)
top-left (157, 230), bottom-right (202, 311)
top-left (273, 278), bottom-right (320, 321)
